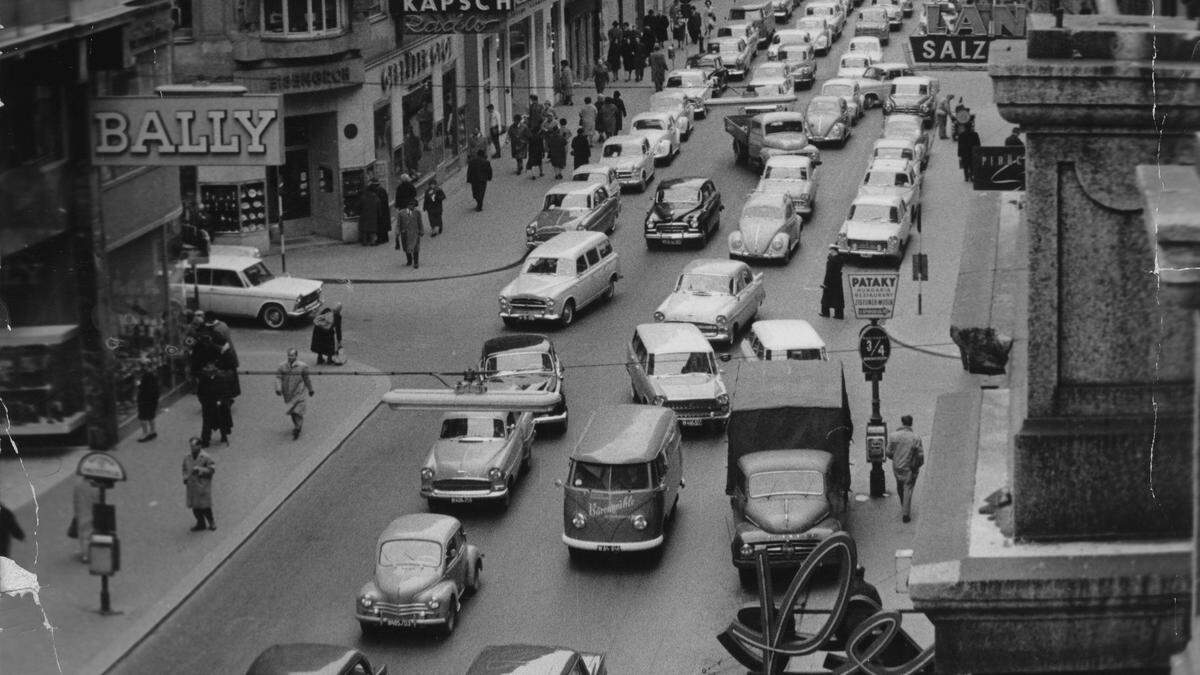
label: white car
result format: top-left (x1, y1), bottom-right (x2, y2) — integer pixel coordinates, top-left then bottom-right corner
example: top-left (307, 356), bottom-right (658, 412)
top-left (767, 29), bottom-right (812, 60)
top-left (571, 163), bottom-right (621, 197)
top-left (499, 231), bottom-right (620, 327)
top-left (836, 52), bottom-right (873, 79)
top-left (599, 135), bottom-right (657, 192)
top-left (174, 255), bottom-right (323, 329)
top-left (835, 193), bottom-right (915, 261)
top-left (878, 0), bottom-right (904, 29)
top-left (629, 112), bottom-right (682, 164)
top-left (648, 91), bottom-right (696, 140)
top-left (710, 37), bottom-right (755, 79)
top-left (846, 36), bottom-right (883, 63)
top-left (741, 319), bottom-right (827, 361)
top-left (794, 16), bottom-right (833, 55)
top-left (744, 61), bottom-right (796, 96)
top-left (664, 69), bottom-right (715, 118)
top-left (654, 259), bottom-right (766, 344)
top-left (756, 155), bottom-right (818, 217)
top-left (858, 158), bottom-right (923, 220)
top-left (871, 137), bottom-right (924, 172)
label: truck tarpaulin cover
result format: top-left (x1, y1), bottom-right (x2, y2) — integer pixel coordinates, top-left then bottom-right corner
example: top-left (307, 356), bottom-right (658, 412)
top-left (725, 359), bottom-right (852, 496)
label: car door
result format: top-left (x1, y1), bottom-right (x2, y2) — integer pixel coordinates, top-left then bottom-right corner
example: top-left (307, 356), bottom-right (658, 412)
top-left (583, 247), bottom-right (603, 305)
top-left (594, 187), bottom-right (617, 233)
top-left (574, 253), bottom-right (595, 306)
top-left (183, 266), bottom-right (215, 313)
top-left (741, 267), bottom-right (764, 320)
top-left (581, 191), bottom-right (600, 232)
top-left (642, 139), bottom-right (655, 179)
top-left (445, 531), bottom-right (466, 590)
top-left (207, 268), bottom-right (248, 316)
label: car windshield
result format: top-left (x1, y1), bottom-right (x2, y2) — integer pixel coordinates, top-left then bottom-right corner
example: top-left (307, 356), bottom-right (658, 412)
top-left (894, 82), bottom-right (928, 96)
top-left (823, 84), bottom-right (852, 97)
top-left (743, 203), bottom-right (783, 220)
top-left (841, 56), bottom-right (869, 68)
top-left (864, 170), bottom-right (908, 187)
top-left (775, 32), bottom-right (808, 45)
top-left (778, 48), bottom-right (811, 61)
top-left (440, 416), bottom-right (504, 440)
top-left (717, 43), bottom-right (740, 55)
top-left (808, 99), bottom-right (841, 114)
top-left (633, 118), bottom-right (666, 130)
top-left (764, 119), bottom-right (805, 134)
top-left (667, 73), bottom-right (704, 87)
top-left (523, 257), bottom-right (571, 275)
top-left (764, 165), bottom-right (807, 180)
top-left (748, 470), bottom-right (824, 498)
top-left (544, 193), bottom-right (589, 209)
top-left (659, 186), bottom-right (700, 204)
top-left (242, 262), bottom-right (274, 286)
top-left (798, 18), bottom-right (825, 30)
top-left (849, 203), bottom-right (899, 222)
top-left (569, 460), bottom-right (651, 490)
top-left (677, 272), bottom-right (730, 295)
top-left (485, 351), bottom-right (552, 372)
top-left (649, 351), bottom-right (715, 376)
top-left (574, 171), bottom-right (607, 184)
top-left (603, 143), bottom-right (637, 157)
top-left (861, 8), bottom-right (887, 20)
top-left (379, 539), bottom-right (441, 568)
top-left (874, 146), bottom-right (912, 160)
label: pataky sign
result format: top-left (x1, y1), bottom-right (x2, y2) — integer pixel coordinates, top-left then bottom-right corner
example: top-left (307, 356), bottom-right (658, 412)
top-left (848, 272), bottom-right (900, 320)
top-left (91, 96), bottom-right (282, 166)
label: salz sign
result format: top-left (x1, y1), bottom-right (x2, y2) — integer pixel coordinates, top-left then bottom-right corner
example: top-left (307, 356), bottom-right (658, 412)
top-left (848, 273), bottom-right (900, 320)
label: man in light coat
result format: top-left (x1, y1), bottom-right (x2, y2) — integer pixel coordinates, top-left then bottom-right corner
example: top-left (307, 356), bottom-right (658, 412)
top-left (276, 348), bottom-right (315, 440)
top-left (649, 44), bottom-right (670, 91)
top-left (886, 414), bottom-right (925, 523)
top-left (183, 437), bottom-right (216, 531)
top-left (397, 200), bottom-right (426, 268)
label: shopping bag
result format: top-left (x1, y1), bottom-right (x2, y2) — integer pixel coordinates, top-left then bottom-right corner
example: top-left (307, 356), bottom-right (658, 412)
top-left (331, 346), bottom-right (347, 366)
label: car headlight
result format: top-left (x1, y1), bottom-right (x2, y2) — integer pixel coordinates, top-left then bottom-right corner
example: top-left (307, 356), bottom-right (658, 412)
top-left (920, 100), bottom-right (932, 112)
top-left (716, 393), bottom-right (730, 407)
top-left (631, 514), bottom-right (648, 530)
top-left (542, 296), bottom-right (556, 307)
top-left (740, 543), bottom-right (753, 557)
top-left (716, 315), bottom-right (728, 327)
top-left (836, 232), bottom-right (848, 247)
top-left (888, 235), bottom-right (900, 249)
top-left (657, 140), bottom-right (671, 152)
top-left (488, 468), bottom-right (505, 488)
top-left (499, 296), bottom-right (509, 308)
top-left (573, 513), bottom-right (587, 528)
top-left (771, 235), bottom-right (787, 251)
top-left (884, 100), bottom-right (895, 112)
top-left (651, 395), bottom-right (667, 406)
top-left (359, 596), bottom-right (374, 608)
top-left (653, 311), bottom-right (666, 322)
top-left (526, 222), bottom-right (537, 235)
top-left (832, 123), bottom-right (844, 132)
top-left (427, 598), bottom-right (441, 610)
top-left (729, 231), bottom-right (745, 250)
top-left (798, 193), bottom-right (811, 204)
top-left (421, 467), bottom-right (434, 481)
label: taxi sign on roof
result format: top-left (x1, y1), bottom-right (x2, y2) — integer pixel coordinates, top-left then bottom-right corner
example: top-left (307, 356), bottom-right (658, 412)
top-left (848, 272), bottom-right (899, 320)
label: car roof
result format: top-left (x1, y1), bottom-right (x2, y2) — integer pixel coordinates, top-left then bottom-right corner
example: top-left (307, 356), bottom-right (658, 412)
top-left (893, 75), bottom-right (933, 85)
top-left (764, 155), bottom-right (813, 168)
top-left (196, 255), bottom-right (262, 269)
top-left (682, 258), bottom-right (746, 277)
top-left (750, 319), bottom-right (825, 349)
top-left (808, 94), bottom-right (843, 105)
top-left (659, 176), bottom-right (709, 190)
top-left (571, 404), bottom-right (678, 463)
top-left (738, 449), bottom-right (833, 475)
top-left (544, 181), bottom-right (597, 196)
top-left (528, 231), bottom-right (609, 256)
top-left (379, 513), bottom-right (459, 543)
top-left (466, 645), bottom-right (601, 675)
top-left (482, 333), bottom-right (553, 359)
top-left (744, 191), bottom-right (788, 209)
top-left (852, 192), bottom-right (904, 207)
top-left (246, 644), bottom-right (369, 675)
top-left (603, 134), bottom-right (645, 146)
top-left (874, 137), bottom-right (915, 148)
top-left (636, 321), bottom-right (714, 352)
top-left (866, 158), bottom-right (914, 173)
top-left (572, 163), bottom-right (613, 175)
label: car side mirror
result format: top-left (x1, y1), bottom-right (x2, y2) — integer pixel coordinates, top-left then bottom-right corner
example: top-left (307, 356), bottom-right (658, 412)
top-left (718, 352), bottom-right (733, 362)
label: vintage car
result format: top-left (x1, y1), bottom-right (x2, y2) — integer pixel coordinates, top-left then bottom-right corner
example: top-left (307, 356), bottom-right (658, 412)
top-left (685, 53), bottom-right (730, 95)
top-left (729, 191), bottom-right (803, 263)
top-left (741, 319), bottom-right (827, 361)
top-left (835, 52), bottom-right (873, 79)
top-left (882, 113), bottom-right (933, 165)
top-left (729, 449), bottom-right (845, 586)
top-left (644, 177), bottom-right (723, 248)
top-left (708, 37), bottom-right (755, 79)
top-left (898, 0), bottom-right (915, 17)
top-left (771, 0), bottom-right (793, 22)
top-left (480, 333), bottom-right (568, 432)
top-left (756, 154), bottom-right (818, 217)
top-left (847, 36), bottom-right (884, 62)
top-left (803, 95), bottom-right (853, 147)
top-left (207, 243), bottom-right (261, 258)
top-left (804, 1), bottom-right (845, 40)
top-left (728, 1), bottom-right (775, 46)
top-left (820, 78), bottom-right (865, 123)
top-left (854, 7), bottom-right (890, 43)
top-left (246, 644), bottom-right (388, 675)
top-left (716, 21), bottom-right (759, 50)
top-left (871, 137), bottom-right (925, 171)
top-left (653, 259), bottom-right (765, 344)
top-left (356, 514), bottom-right (482, 636)
top-left (627, 324), bottom-right (730, 427)
top-left (878, 0), bottom-right (904, 30)
top-left (858, 158), bottom-right (923, 220)
top-left (499, 231), bottom-right (620, 327)
top-left (884, 75), bottom-right (941, 125)
top-left (525, 182), bottom-right (620, 248)
top-left (467, 645), bottom-right (607, 675)
top-left (571, 163), bottom-right (621, 197)
top-left (794, 16), bottom-right (833, 55)
top-left (767, 28), bottom-right (809, 60)
top-left (744, 61), bottom-right (796, 97)
top-left (664, 69), bottom-right (716, 117)
top-left (559, 404), bottom-right (685, 555)
top-left (628, 111), bottom-right (682, 164)
top-left (598, 134), bottom-right (657, 192)
top-left (420, 410), bottom-right (535, 510)
top-left (773, 43), bottom-right (817, 89)
top-left (855, 62), bottom-right (915, 108)
top-left (174, 255), bottom-right (322, 329)
top-left (835, 192), bottom-right (915, 261)
top-left (648, 91), bottom-right (696, 138)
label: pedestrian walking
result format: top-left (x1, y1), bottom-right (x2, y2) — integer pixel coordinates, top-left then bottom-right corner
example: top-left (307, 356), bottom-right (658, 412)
top-left (198, 341), bottom-right (238, 445)
top-left (654, 9), bottom-right (671, 45)
top-left (556, 60), bottom-right (575, 105)
top-left (397, 200), bottom-right (425, 268)
top-left (370, 175), bottom-right (390, 245)
top-left (202, 311), bottom-right (232, 347)
top-left (612, 91), bottom-right (627, 124)
top-left (72, 478), bottom-right (100, 562)
top-left (423, 178), bottom-right (446, 235)
top-left (819, 246), bottom-right (845, 319)
top-left (952, 97), bottom-right (971, 140)
top-left (0, 502), bottom-right (25, 558)
top-left (935, 94), bottom-right (951, 140)
top-left (957, 122), bottom-right (981, 182)
top-left (546, 119), bottom-right (569, 179)
top-left (650, 44), bottom-right (670, 91)
top-left (687, 10), bottom-right (702, 49)
top-left (886, 415), bottom-right (925, 523)
top-left (606, 23), bottom-right (623, 77)
top-left (357, 174), bottom-right (383, 246)
top-left (183, 437), bottom-right (216, 531)
top-left (469, 128), bottom-right (490, 159)
top-left (634, 36), bottom-right (649, 82)
top-left (486, 104), bottom-right (503, 158)
top-left (136, 359), bottom-right (159, 442)
top-left (190, 333), bottom-right (223, 447)
top-left (508, 116), bottom-right (529, 175)
top-left (621, 28), bottom-right (639, 80)
top-left (672, 14), bottom-right (687, 49)
top-left (593, 59), bottom-right (610, 95)
top-left (310, 305), bottom-right (342, 365)
top-left (526, 118), bottom-right (546, 179)
top-left (1004, 127), bottom-right (1024, 148)
top-left (466, 150), bottom-right (494, 211)
top-left (597, 97), bottom-right (618, 140)
top-left (275, 348), bottom-right (315, 440)
top-left (527, 95), bottom-right (544, 132)
top-left (580, 97), bottom-right (598, 144)
top-left (572, 127), bottom-right (592, 169)
top-left (393, 173), bottom-right (417, 236)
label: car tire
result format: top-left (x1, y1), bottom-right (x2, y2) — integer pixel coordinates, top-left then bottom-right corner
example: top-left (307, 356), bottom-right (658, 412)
top-left (259, 304), bottom-right (287, 330)
top-left (865, 95), bottom-right (878, 109)
top-left (359, 621), bottom-right (379, 638)
top-left (559, 300), bottom-right (576, 327)
top-left (738, 567), bottom-right (758, 589)
top-left (440, 598), bottom-right (459, 637)
top-left (603, 276), bottom-right (617, 302)
top-left (427, 498), bottom-right (446, 513)
top-left (467, 562), bottom-right (483, 596)
top-left (502, 317), bottom-right (520, 328)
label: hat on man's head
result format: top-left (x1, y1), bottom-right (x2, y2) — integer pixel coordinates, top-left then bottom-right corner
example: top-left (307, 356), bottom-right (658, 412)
top-left (399, 173), bottom-right (412, 182)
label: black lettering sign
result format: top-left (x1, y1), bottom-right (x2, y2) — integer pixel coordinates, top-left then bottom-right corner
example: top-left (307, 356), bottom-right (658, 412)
top-left (971, 146), bottom-right (1026, 191)
top-left (908, 35), bottom-right (992, 63)
top-left (378, 37), bottom-right (455, 91)
top-left (402, 13), bottom-right (506, 33)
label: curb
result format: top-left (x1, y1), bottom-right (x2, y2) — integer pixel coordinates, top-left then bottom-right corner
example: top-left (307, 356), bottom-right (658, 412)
top-left (314, 250), bottom-right (529, 285)
top-left (87, 362), bottom-right (392, 675)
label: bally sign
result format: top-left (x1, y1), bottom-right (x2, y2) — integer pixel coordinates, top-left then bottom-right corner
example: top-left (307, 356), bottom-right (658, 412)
top-left (910, 34), bottom-right (992, 63)
top-left (91, 96), bottom-right (282, 166)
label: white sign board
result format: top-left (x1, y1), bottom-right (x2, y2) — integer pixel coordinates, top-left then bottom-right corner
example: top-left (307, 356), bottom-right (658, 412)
top-left (848, 273), bottom-right (900, 320)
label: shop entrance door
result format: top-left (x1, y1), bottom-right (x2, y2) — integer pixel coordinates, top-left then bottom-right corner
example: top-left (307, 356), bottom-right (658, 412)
top-left (280, 148), bottom-right (311, 219)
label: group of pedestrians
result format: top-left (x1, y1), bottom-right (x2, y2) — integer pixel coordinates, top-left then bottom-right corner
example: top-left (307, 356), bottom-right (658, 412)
top-left (506, 95), bottom-right (576, 180)
top-left (187, 311), bottom-right (239, 449)
top-left (603, 1), bottom-right (708, 82)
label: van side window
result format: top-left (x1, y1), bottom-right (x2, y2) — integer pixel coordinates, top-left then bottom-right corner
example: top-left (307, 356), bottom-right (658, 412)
top-left (586, 248), bottom-right (600, 266)
top-left (653, 451), bottom-right (668, 484)
top-left (599, 240), bottom-right (613, 258)
top-left (576, 255), bottom-right (588, 274)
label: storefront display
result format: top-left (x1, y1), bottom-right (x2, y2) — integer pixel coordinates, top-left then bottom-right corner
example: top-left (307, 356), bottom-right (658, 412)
top-left (0, 325), bottom-right (86, 435)
top-left (199, 181), bottom-right (268, 233)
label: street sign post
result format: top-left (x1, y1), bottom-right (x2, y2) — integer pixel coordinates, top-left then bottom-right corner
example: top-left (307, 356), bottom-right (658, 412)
top-left (858, 321), bottom-right (892, 497)
top-left (859, 323), bottom-right (892, 372)
top-left (848, 273), bottom-right (900, 321)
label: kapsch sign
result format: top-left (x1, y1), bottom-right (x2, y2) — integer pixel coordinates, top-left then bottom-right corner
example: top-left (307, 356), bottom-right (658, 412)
top-left (91, 96), bottom-right (282, 166)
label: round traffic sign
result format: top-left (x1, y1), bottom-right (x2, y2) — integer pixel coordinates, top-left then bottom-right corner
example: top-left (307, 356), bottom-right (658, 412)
top-left (859, 324), bottom-right (891, 370)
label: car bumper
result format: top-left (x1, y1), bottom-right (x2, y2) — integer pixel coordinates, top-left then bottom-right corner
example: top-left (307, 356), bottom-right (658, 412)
top-left (732, 541), bottom-right (826, 568)
top-left (645, 229), bottom-right (706, 243)
top-left (421, 485), bottom-right (510, 502)
top-left (499, 308), bottom-right (563, 321)
top-left (839, 242), bottom-right (899, 258)
top-left (563, 533), bottom-right (664, 551)
top-left (731, 247), bottom-right (789, 261)
top-left (615, 174), bottom-right (644, 186)
top-left (357, 607), bottom-right (449, 628)
top-left (534, 403), bottom-right (568, 426)
top-left (290, 299), bottom-right (323, 318)
top-left (667, 407), bottom-right (731, 424)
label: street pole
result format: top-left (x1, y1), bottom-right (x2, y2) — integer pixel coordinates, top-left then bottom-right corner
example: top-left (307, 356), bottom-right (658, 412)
top-left (869, 371), bottom-right (886, 498)
top-left (276, 168), bottom-right (287, 274)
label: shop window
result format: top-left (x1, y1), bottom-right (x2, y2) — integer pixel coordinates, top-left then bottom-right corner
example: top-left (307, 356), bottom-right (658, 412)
top-left (509, 17), bottom-right (530, 61)
top-left (171, 0), bottom-right (194, 40)
top-left (262, 0), bottom-right (346, 37)
top-left (0, 73), bottom-right (66, 172)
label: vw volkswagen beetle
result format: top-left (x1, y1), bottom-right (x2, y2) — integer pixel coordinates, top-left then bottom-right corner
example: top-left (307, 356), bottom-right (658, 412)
top-left (729, 191), bottom-right (803, 262)
top-left (756, 154), bottom-right (818, 218)
top-left (356, 514), bottom-right (482, 636)
top-left (803, 95), bottom-right (852, 147)
top-left (525, 182), bottom-right (620, 248)
top-left (820, 78), bottom-right (865, 123)
top-left (653, 259), bottom-right (765, 344)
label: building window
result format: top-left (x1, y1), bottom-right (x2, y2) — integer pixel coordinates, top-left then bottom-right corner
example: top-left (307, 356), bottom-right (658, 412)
top-left (171, 0), bottom-right (194, 40)
top-left (262, 0), bottom-right (345, 37)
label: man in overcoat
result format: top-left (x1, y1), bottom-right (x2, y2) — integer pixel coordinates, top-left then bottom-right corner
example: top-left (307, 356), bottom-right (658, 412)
top-left (819, 246), bottom-right (846, 319)
top-left (183, 437), bottom-right (216, 531)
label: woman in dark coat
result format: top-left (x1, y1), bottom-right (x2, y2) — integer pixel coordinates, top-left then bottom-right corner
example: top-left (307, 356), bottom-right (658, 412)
top-left (571, 127), bottom-right (591, 169)
top-left (597, 98), bottom-right (618, 139)
top-left (136, 360), bottom-right (159, 442)
top-left (819, 247), bottom-right (846, 319)
top-left (546, 120), bottom-right (568, 179)
top-left (509, 116), bottom-right (529, 175)
top-left (525, 119), bottom-right (545, 178)
top-left (621, 35), bottom-right (639, 81)
top-left (310, 305), bottom-right (342, 365)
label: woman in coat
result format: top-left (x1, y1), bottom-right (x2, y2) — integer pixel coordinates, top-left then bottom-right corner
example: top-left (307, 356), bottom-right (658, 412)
top-left (422, 179), bottom-right (446, 236)
top-left (310, 305), bottom-right (342, 365)
top-left (183, 438), bottom-right (216, 531)
top-left (593, 59), bottom-right (609, 95)
top-left (545, 119), bottom-right (568, 179)
top-left (597, 98), bottom-right (618, 139)
top-left (508, 116), bottom-right (528, 175)
top-left (621, 35), bottom-right (639, 81)
top-left (525, 118), bottom-right (545, 178)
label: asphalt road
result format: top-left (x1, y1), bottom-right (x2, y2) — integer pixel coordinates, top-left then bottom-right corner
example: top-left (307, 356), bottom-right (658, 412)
top-left (113, 9), bottom-right (1002, 673)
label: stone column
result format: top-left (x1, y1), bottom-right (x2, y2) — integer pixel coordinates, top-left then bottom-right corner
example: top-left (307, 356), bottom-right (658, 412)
top-left (991, 13), bottom-right (1197, 539)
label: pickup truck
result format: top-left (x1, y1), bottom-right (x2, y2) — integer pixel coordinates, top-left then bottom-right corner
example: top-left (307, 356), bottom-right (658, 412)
top-left (725, 111), bottom-right (820, 172)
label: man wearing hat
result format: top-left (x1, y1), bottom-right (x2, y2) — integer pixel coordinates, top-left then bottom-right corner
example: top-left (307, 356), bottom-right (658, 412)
top-left (357, 174), bottom-right (383, 246)
top-left (819, 245), bottom-right (846, 320)
top-left (370, 175), bottom-right (390, 245)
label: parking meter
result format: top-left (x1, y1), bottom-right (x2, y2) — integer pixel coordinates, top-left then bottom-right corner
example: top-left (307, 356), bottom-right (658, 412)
top-left (866, 422), bottom-right (888, 462)
top-left (88, 533), bottom-right (120, 576)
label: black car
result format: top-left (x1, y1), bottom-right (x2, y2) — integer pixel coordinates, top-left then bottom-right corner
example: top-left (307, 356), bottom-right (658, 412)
top-left (644, 177), bottom-right (724, 249)
top-left (479, 334), bottom-right (568, 433)
top-left (246, 644), bottom-right (387, 675)
top-left (686, 53), bottom-right (729, 97)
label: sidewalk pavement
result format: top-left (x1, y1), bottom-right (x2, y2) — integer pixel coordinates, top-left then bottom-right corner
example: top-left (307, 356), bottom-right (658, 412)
top-left (0, 350), bottom-right (390, 675)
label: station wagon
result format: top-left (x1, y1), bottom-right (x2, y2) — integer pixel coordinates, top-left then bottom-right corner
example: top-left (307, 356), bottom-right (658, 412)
top-left (499, 231), bottom-right (620, 327)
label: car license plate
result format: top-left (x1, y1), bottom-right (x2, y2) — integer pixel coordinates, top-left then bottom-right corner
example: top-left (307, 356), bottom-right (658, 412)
top-left (681, 419), bottom-right (703, 427)
top-left (383, 618), bottom-right (416, 627)
top-left (595, 545), bottom-right (621, 552)
top-left (661, 239), bottom-right (683, 246)
top-left (451, 497), bottom-right (473, 503)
